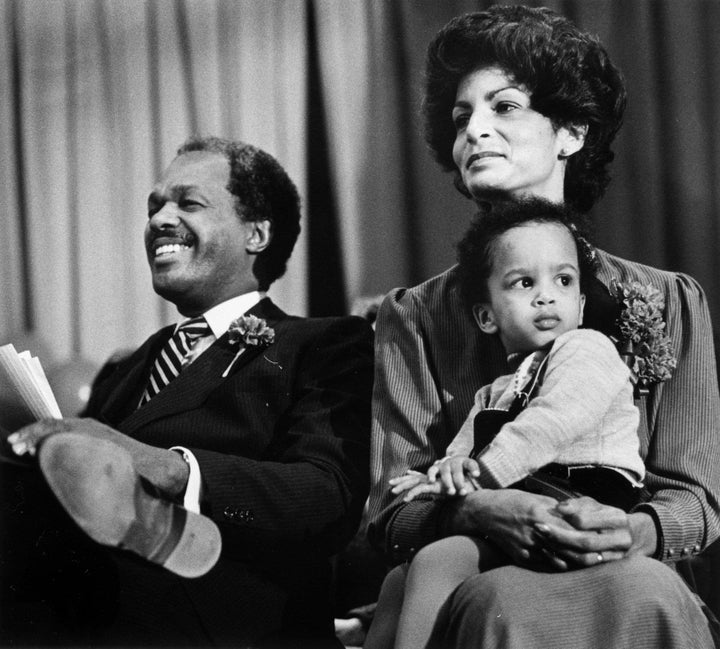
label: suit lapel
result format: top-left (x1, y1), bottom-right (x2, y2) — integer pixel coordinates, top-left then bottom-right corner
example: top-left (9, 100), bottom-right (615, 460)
top-left (98, 327), bottom-right (172, 424)
top-left (119, 298), bottom-right (286, 435)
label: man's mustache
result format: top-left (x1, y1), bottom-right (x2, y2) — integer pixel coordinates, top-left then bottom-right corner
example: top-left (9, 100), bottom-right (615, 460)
top-left (146, 230), bottom-right (197, 247)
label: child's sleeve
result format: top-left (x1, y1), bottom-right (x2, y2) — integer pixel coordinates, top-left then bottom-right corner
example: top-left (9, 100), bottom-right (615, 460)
top-left (474, 329), bottom-right (632, 488)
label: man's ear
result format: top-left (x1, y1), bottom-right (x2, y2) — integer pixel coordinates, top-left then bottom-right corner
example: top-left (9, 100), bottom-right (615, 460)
top-left (558, 122), bottom-right (588, 159)
top-left (472, 304), bottom-right (498, 334)
top-left (246, 219), bottom-right (272, 254)
top-left (578, 292), bottom-right (586, 326)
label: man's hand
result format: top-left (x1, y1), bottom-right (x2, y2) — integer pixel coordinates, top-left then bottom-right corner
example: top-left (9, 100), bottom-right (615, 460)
top-left (531, 497), bottom-right (657, 569)
top-left (9, 418), bottom-right (190, 497)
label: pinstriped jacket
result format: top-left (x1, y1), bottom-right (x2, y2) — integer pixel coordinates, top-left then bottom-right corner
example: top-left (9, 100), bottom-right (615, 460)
top-left (83, 298), bottom-right (374, 646)
top-left (368, 250), bottom-right (720, 566)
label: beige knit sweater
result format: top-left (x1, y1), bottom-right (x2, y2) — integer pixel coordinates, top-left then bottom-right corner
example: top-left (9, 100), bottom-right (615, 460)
top-left (446, 328), bottom-right (644, 489)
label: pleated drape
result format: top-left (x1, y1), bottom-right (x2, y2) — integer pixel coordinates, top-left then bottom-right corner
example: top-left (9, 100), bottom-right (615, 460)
top-left (0, 0), bottom-right (308, 367)
top-left (1, 0), bottom-right (719, 377)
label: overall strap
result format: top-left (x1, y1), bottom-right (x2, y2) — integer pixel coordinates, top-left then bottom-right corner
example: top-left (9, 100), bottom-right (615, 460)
top-left (472, 344), bottom-right (553, 454)
top-left (506, 346), bottom-right (552, 418)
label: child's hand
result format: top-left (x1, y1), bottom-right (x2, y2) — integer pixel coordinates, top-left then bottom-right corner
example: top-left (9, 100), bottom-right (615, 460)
top-left (388, 456), bottom-right (481, 502)
top-left (389, 470), bottom-right (444, 501)
top-left (389, 470), bottom-right (428, 495)
top-left (428, 456), bottom-right (481, 496)
top-left (389, 470), bottom-right (444, 502)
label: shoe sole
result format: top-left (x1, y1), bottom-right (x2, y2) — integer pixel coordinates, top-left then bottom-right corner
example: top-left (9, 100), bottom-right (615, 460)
top-left (38, 432), bottom-right (221, 579)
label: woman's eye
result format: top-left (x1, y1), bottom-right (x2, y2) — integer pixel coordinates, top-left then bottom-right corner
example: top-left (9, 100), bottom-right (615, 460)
top-left (181, 200), bottom-right (203, 210)
top-left (495, 101), bottom-right (519, 114)
top-left (453, 113), bottom-right (470, 130)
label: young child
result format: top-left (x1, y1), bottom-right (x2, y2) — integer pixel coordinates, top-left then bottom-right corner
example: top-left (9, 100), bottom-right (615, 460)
top-left (365, 198), bottom-right (646, 649)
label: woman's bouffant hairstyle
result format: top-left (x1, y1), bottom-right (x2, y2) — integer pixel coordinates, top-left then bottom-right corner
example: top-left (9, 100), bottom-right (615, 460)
top-left (424, 5), bottom-right (627, 213)
top-left (456, 197), bottom-right (598, 312)
top-left (177, 136), bottom-right (301, 291)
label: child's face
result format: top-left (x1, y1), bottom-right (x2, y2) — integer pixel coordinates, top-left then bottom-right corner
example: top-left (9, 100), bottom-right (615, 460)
top-left (473, 222), bottom-right (585, 354)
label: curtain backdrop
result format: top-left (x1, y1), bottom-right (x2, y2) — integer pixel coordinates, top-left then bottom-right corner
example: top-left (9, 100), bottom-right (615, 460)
top-left (1, 0), bottom-right (719, 381)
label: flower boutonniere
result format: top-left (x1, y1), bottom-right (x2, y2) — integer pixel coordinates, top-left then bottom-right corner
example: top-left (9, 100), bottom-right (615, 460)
top-left (609, 279), bottom-right (677, 396)
top-left (222, 315), bottom-right (275, 377)
top-left (228, 315), bottom-right (275, 347)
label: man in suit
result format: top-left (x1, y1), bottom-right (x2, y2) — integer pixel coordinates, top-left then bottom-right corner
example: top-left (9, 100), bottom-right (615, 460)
top-left (4, 136), bottom-right (374, 647)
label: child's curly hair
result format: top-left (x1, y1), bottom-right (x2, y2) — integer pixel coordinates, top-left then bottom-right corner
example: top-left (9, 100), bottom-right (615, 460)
top-left (456, 197), bottom-right (597, 313)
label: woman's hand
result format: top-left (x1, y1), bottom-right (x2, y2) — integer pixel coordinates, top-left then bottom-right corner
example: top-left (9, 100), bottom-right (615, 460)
top-left (531, 497), bottom-right (658, 569)
top-left (443, 488), bottom-right (574, 569)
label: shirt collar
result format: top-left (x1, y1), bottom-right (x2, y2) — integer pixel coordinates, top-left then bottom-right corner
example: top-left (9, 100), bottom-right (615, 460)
top-left (176, 291), bottom-right (265, 339)
top-left (506, 339), bottom-right (555, 371)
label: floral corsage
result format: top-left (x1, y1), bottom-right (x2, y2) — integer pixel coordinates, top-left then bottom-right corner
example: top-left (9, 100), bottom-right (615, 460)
top-left (222, 315), bottom-right (275, 377)
top-left (609, 279), bottom-right (677, 396)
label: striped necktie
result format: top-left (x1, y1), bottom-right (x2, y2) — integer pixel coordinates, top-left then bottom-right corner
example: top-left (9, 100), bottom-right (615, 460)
top-left (139, 316), bottom-right (210, 406)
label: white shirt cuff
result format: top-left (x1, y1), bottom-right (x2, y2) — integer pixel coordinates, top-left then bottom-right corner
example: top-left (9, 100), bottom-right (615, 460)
top-left (170, 446), bottom-right (202, 514)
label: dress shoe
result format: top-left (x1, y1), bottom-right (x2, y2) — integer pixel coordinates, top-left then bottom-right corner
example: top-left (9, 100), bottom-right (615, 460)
top-left (37, 432), bottom-right (221, 578)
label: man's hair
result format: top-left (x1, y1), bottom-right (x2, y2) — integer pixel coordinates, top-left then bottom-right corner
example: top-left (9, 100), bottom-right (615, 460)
top-left (424, 5), bottom-right (626, 213)
top-left (456, 197), bottom-right (597, 312)
top-left (177, 136), bottom-right (301, 291)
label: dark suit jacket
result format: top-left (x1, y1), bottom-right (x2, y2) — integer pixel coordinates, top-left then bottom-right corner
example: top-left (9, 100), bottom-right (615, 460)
top-left (75, 298), bottom-right (374, 647)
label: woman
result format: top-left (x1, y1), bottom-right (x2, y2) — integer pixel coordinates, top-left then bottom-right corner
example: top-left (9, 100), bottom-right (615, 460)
top-left (367, 6), bottom-right (720, 648)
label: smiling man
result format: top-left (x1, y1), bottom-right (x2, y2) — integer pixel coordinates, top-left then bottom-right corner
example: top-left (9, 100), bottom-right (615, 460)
top-left (5, 137), bottom-right (374, 648)
top-left (146, 146), bottom-right (273, 314)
